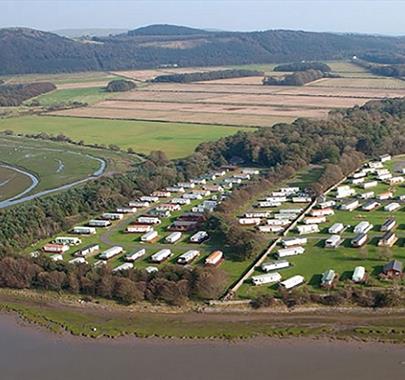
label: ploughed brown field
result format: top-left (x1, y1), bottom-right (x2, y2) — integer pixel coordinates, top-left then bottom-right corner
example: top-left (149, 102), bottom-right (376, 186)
top-left (49, 64), bottom-right (405, 128)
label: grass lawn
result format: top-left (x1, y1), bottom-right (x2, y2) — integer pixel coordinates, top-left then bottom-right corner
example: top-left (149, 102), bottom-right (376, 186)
top-left (0, 116), bottom-right (253, 158)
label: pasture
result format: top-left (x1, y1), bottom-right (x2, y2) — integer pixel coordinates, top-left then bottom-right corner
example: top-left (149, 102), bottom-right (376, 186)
top-left (0, 165), bottom-right (32, 200)
top-left (0, 116), bottom-right (252, 158)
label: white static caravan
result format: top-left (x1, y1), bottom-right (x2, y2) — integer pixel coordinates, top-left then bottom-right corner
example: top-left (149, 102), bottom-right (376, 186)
top-left (341, 199), bottom-right (360, 212)
top-left (258, 225), bottom-right (284, 233)
top-left (257, 201), bottom-right (281, 208)
top-left (177, 250), bottom-right (200, 265)
top-left (152, 191), bottom-right (171, 198)
top-left (125, 249), bottom-right (146, 262)
top-left (242, 168), bottom-right (260, 175)
top-left (378, 231), bottom-right (398, 248)
top-left (274, 213), bottom-right (298, 221)
top-left (137, 216), bottom-right (161, 225)
top-left (318, 200), bottom-right (336, 209)
top-left (279, 208), bottom-right (304, 214)
top-left (352, 178), bottom-right (365, 185)
top-left (166, 186), bottom-right (185, 193)
top-left (378, 192), bottom-right (393, 201)
top-left (99, 246), bottom-right (123, 260)
top-left (171, 197), bottom-right (191, 205)
top-left (351, 233), bottom-right (368, 248)
top-left (54, 236), bottom-right (81, 246)
top-left (381, 218), bottom-right (396, 232)
top-left (156, 203), bottom-right (181, 212)
top-left (191, 178), bottom-right (207, 185)
top-left (261, 260), bottom-right (290, 272)
top-left (145, 266), bottom-right (158, 274)
top-left (303, 216), bottom-right (326, 225)
top-left (281, 237), bottom-right (308, 248)
top-left (150, 249), bottom-right (172, 263)
top-left (352, 266), bottom-right (366, 283)
top-left (112, 263), bottom-right (134, 273)
top-left (88, 219), bottom-right (111, 228)
top-left (360, 191), bottom-right (374, 200)
top-left (69, 257), bottom-right (87, 265)
top-left (380, 154), bottom-right (391, 162)
top-left (292, 196), bottom-right (312, 203)
top-left (183, 193), bottom-right (203, 200)
top-left (384, 202), bottom-right (401, 212)
top-left (296, 224), bottom-right (319, 235)
top-left (310, 208), bottom-right (334, 217)
top-left (376, 168), bottom-right (390, 177)
top-left (267, 219), bottom-right (290, 226)
top-left (321, 269), bottom-right (336, 287)
top-left (328, 223), bottom-right (344, 234)
top-left (362, 200), bottom-right (380, 212)
top-left (352, 171), bottom-right (367, 179)
top-left (325, 235), bottom-right (344, 248)
top-left (117, 207), bottom-right (137, 213)
top-left (266, 196), bottom-right (287, 203)
top-left (387, 176), bottom-right (404, 186)
top-left (239, 218), bottom-right (261, 226)
top-left (378, 173), bottom-right (392, 182)
top-left (141, 230), bottom-right (158, 243)
top-left (72, 226), bottom-right (96, 235)
top-left (94, 260), bottom-right (107, 268)
top-left (369, 161), bottom-right (384, 169)
top-left (245, 211), bottom-right (271, 218)
top-left (129, 201), bottom-right (150, 208)
top-left (50, 254), bottom-right (64, 262)
top-left (363, 181), bottom-right (378, 190)
top-left (74, 244), bottom-right (99, 257)
top-left (354, 221), bottom-right (373, 234)
top-left (279, 275), bottom-right (304, 290)
top-left (43, 243), bottom-right (69, 254)
top-left (190, 231), bottom-right (208, 243)
top-left (271, 191), bottom-right (285, 197)
top-left (165, 232), bottom-right (182, 244)
top-left (277, 246), bottom-right (305, 258)
top-left (252, 272), bottom-right (282, 286)
top-left (233, 174), bottom-right (251, 181)
top-left (126, 224), bottom-right (153, 233)
top-left (102, 212), bottom-right (124, 221)
top-left (280, 186), bottom-right (300, 195)
top-left (336, 186), bottom-right (355, 199)
top-left (178, 182), bottom-right (195, 189)
top-left (140, 196), bottom-right (159, 203)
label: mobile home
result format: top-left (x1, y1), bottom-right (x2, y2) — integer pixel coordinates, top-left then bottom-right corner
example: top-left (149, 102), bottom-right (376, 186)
top-left (281, 237), bottom-right (307, 248)
top-left (252, 272), bottom-right (282, 286)
top-left (137, 216), bottom-right (161, 225)
top-left (102, 212), bottom-right (124, 220)
top-left (141, 230), bottom-right (158, 242)
top-left (54, 236), bottom-right (81, 246)
top-left (72, 226), bottom-right (96, 235)
top-left (321, 269), bottom-right (336, 288)
top-left (384, 202), bottom-right (400, 212)
top-left (354, 221), bottom-right (373, 234)
top-left (279, 275), bottom-right (304, 290)
top-left (43, 243), bottom-right (69, 254)
top-left (165, 232), bottom-right (182, 244)
top-left (239, 218), bottom-right (261, 226)
top-left (328, 223), bottom-right (344, 234)
top-left (378, 231), bottom-right (398, 247)
top-left (190, 231), bottom-right (208, 243)
top-left (325, 235), bottom-right (344, 248)
top-left (362, 200), bottom-right (380, 212)
top-left (296, 224), bottom-right (319, 235)
top-left (99, 246), bottom-right (123, 260)
top-left (74, 244), bottom-right (99, 257)
top-left (150, 249), bottom-right (172, 263)
top-left (177, 250), bottom-right (200, 265)
top-left (261, 260), bottom-right (289, 272)
top-left (88, 219), bottom-right (111, 228)
top-left (112, 263), bottom-right (134, 272)
top-left (125, 249), bottom-right (146, 262)
top-left (351, 233), bottom-right (368, 248)
top-left (126, 224), bottom-right (153, 233)
top-left (205, 250), bottom-right (223, 266)
top-left (341, 199), bottom-right (360, 212)
top-left (276, 246), bottom-right (305, 258)
top-left (352, 266), bottom-right (366, 283)
top-left (381, 218), bottom-right (396, 232)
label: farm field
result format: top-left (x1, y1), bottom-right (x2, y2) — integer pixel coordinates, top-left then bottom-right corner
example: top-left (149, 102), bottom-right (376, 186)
top-left (0, 116), bottom-right (253, 159)
top-left (237, 155), bottom-right (405, 299)
top-left (51, 61), bottom-right (405, 128)
top-left (0, 165), bottom-right (32, 201)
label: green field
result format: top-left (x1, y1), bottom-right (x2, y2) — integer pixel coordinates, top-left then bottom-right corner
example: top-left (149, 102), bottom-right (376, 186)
top-left (0, 116), bottom-right (253, 158)
top-left (0, 166), bottom-right (32, 200)
top-left (31, 87), bottom-right (114, 106)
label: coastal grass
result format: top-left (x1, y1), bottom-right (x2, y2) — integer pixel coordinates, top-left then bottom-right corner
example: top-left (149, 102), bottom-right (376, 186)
top-left (0, 166), bottom-right (32, 200)
top-left (0, 115), bottom-right (252, 159)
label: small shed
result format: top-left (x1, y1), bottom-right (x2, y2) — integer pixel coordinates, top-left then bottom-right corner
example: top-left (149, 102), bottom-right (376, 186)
top-left (382, 260), bottom-right (403, 278)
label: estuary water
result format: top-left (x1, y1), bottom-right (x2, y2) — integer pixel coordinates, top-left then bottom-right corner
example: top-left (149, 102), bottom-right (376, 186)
top-left (0, 313), bottom-right (404, 380)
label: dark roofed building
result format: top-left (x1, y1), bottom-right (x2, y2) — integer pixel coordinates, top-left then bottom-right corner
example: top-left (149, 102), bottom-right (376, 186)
top-left (382, 260), bottom-right (403, 278)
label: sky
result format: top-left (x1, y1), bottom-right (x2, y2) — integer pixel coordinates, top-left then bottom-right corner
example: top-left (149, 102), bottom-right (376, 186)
top-left (1, 0), bottom-right (405, 35)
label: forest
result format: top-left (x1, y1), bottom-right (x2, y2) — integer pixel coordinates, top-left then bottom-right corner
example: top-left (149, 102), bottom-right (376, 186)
top-left (352, 57), bottom-right (405, 77)
top-left (273, 61), bottom-right (331, 72)
top-left (106, 79), bottom-right (136, 92)
top-left (151, 69), bottom-right (263, 83)
top-left (263, 69), bottom-right (326, 86)
top-left (2, 26), bottom-right (405, 74)
top-left (0, 82), bottom-right (56, 106)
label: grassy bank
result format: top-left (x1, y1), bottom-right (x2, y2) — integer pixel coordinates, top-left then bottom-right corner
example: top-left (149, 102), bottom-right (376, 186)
top-left (1, 289), bottom-right (405, 343)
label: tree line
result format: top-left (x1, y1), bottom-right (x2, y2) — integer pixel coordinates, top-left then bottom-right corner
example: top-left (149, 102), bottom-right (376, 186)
top-left (273, 61), bottom-right (331, 72)
top-left (151, 69), bottom-right (263, 83)
top-left (263, 69), bottom-right (335, 86)
top-left (0, 82), bottom-right (56, 106)
top-left (106, 79), bottom-right (136, 92)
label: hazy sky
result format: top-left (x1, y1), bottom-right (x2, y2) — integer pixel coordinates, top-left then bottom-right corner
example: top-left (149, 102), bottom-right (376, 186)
top-left (1, 0), bottom-right (405, 35)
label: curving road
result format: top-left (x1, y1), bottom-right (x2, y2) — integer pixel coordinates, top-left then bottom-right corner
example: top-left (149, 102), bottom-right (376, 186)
top-left (0, 154), bottom-right (106, 209)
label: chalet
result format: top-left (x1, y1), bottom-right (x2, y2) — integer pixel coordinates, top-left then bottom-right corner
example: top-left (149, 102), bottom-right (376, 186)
top-left (261, 260), bottom-right (289, 272)
top-left (168, 220), bottom-right (199, 232)
top-left (381, 218), bottom-right (396, 232)
top-left (362, 200), bottom-right (380, 211)
top-left (378, 231), bottom-right (398, 247)
top-left (321, 269), bottom-right (336, 288)
top-left (328, 223), bottom-right (344, 234)
top-left (354, 221), bottom-right (373, 234)
top-left (384, 202), bottom-right (400, 212)
top-left (351, 233), bottom-right (368, 248)
top-left (296, 224), bottom-right (319, 235)
top-left (378, 192), bottom-right (393, 201)
top-left (382, 260), bottom-right (403, 278)
top-left (325, 235), bottom-right (343, 248)
top-left (352, 266), bottom-right (366, 283)
top-left (341, 199), bottom-right (360, 212)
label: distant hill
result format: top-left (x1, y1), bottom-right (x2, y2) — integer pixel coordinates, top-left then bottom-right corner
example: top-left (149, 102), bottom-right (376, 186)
top-left (2, 25), bottom-right (405, 75)
top-left (53, 28), bottom-right (129, 38)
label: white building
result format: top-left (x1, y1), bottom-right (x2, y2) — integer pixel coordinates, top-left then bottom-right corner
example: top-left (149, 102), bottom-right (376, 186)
top-left (328, 223), bottom-right (344, 234)
top-left (239, 218), bottom-right (261, 226)
top-left (252, 272), bottom-right (282, 286)
top-left (354, 221), bottom-right (373, 234)
top-left (112, 263), bottom-right (134, 273)
top-left (141, 230), bottom-right (158, 242)
top-left (362, 200), bottom-right (380, 211)
top-left (360, 191), bottom-right (374, 199)
top-left (363, 181), bottom-right (378, 189)
top-left (190, 231), bottom-right (208, 243)
top-left (303, 216), bottom-right (326, 225)
top-left (279, 275), bottom-right (304, 290)
top-left (205, 250), bottom-right (223, 266)
top-left (281, 237), bottom-right (307, 248)
top-left (88, 219), bottom-right (111, 228)
top-left (99, 246), bottom-right (123, 260)
top-left (277, 246), bottom-right (305, 258)
top-left (72, 226), bottom-right (96, 235)
top-left (125, 249), bottom-right (146, 262)
top-left (325, 235), bottom-right (343, 248)
top-left (258, 225), bottom-right (284, 233)
top-left (54, 237), bottom-right (81, 246)
top-left (352, 266), bottom-right (366, 283)
top-left (341, 199), bottom-right (360, 212)
top-left (310, 208), bottom-right (334, 217)
top-left (150, 249), bottom-right (172, 263)
top-left (137, 216), bottom-right (161, 225)
top-left (102, 212), bottom-right (124, 220)
top-left (177, 250), bottom-right (200, 264)
top-left (165, 232), bottom-right (182, 244)
top-left (296, 224), bottom-right (319, 235)
top-left (261, 260), bottom-right (289, 272)
top-left (384, 202), bottom-right (400, 212)
top-left (126, 224), bottom-right (153, 233)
